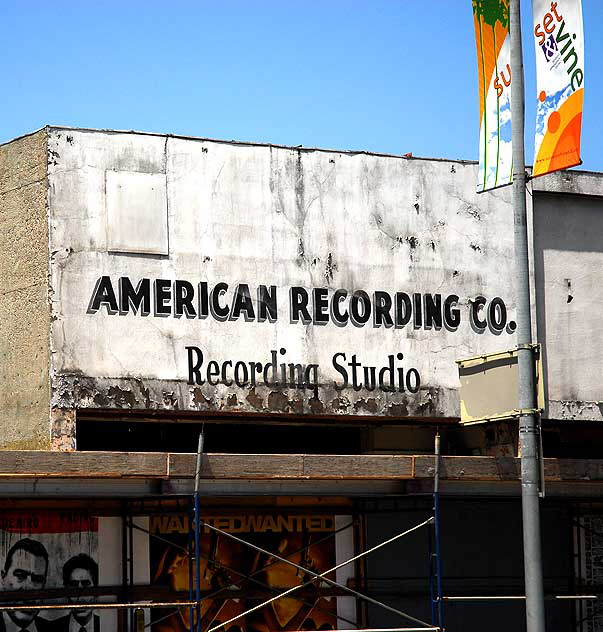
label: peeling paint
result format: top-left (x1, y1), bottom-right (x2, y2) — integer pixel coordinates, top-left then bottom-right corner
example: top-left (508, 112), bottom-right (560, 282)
top-left (246, 388), bottom-right (264, 410)
top-left (50, 408), bottom-right (76, 451)
top-left (267, 390), bottom-right (290, 412)
top-left (106, 386), bottom-right (137, 408)
top-left (162, 391), bottom-right (179, 409)
top-left (50, 372), bottom-right (459, 419)
top-left (353, 398), bottom-right (379, 414)
top-left (266, 391), bottom-right (304, 414)
top-left (226, 394), bottom-right (238, 407)
top-left (191, 387), bottom-right (211, 408)
top-left (552, 400), bottom-right (603, 422)
top-left (387, 401), bottom-right (409, 417)
top-left (92, 393), bottom-right (109, 407)
top-left (330, 397), bottom-right (351, 414)
top-left (309, 397), bottom-right (325, 415)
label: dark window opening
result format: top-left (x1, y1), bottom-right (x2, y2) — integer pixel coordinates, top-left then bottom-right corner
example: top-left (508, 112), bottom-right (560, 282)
top-left (76, 419), bottom-right (363, 454)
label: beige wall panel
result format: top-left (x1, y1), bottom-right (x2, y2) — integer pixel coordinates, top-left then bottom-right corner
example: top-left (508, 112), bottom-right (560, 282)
top-left (0, 130), bottom-right (51, 448)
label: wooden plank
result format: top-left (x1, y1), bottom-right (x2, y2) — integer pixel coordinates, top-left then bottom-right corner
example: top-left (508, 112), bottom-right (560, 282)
top-left (544, 459), bottom-right (603, 481)
top-left (415, 457), bottom-right (603, 482)
top-left (413, 456), bottom-right (521, 481)
top-left (302, 455), bottom-right (413, 479)
top-left (168, 453), bottom-right (304, 478)
top-left (0, 452), bottom-right (601, 484)
top-left (0, 451), bottom-right (167, 478)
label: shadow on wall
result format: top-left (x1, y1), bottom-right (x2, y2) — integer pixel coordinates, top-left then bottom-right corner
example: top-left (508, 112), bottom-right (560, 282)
top-left (532, 192), bottom-right (603, 419)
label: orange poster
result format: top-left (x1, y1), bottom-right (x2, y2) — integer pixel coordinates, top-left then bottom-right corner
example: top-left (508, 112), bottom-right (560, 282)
top-left (150, 513), bottom-right (339, 632)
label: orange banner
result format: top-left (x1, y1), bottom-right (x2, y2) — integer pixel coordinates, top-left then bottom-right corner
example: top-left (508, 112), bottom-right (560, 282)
top-left (472, 0), bottom-right (512, 192)
top-left (532, 0), bottom-right (584, 176)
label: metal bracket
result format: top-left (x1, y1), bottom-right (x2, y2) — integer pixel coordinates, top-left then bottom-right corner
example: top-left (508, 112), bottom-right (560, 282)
top-left (515, 343), bottom-right (540, 351)
top-left (515, 407), bottom-right (543, 417)
top-left (457, 343), bottom-right (540, 365)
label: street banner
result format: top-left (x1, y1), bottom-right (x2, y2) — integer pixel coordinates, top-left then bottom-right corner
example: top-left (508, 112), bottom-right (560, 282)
top-left (532, 0), bottom-right (584, 177)
top-left (472, 0), bottom-right (513, 192)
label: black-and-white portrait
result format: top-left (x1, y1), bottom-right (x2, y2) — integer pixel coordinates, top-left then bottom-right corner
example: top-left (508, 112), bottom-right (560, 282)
top-left (0, 513), bottom-right (98, 631)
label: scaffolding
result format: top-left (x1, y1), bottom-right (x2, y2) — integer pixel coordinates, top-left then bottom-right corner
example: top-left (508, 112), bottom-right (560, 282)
top-left (0, 431), bottom-right (445, 632)
top-left (0, 434), bottom-right (600, 632)
top-left (183, 430), bottom-right (444, 632)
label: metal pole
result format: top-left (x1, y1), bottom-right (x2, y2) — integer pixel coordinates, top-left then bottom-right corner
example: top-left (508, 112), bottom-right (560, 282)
top-left (194, 431), bottom-right (204, 632)
top-left (428, 522), bottom-right (435, 626)
top-left (289, 629), bottom-right (441, 632)
top-left (120, 509), bottom-right (128, 632)
top-left (509, 1), bottom-right (546, 631)
top-left (433, 433), bottom-right (443, 630)
top-left (442, 595), bottom-right (601, 601)
top-left (188, 499), bottom-right (194, 632)
top-left (135, 607), bottom-right (145, 632)
top-left (128, 515), bottom-right (134, 632)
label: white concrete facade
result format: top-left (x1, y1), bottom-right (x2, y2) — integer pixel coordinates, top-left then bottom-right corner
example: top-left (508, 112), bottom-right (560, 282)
top-left (47, 128), bottom-right (524, 420)
top-left (43, 127), bottom-right (603, 422)
top-left (0, 125), bottom-right (598, 430)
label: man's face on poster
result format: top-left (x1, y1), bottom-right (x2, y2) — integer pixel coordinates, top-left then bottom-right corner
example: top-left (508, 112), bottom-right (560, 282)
top-left (66, 567), bottom-right (95, 625)
top-left (1, 548), bottom-right (47, 626)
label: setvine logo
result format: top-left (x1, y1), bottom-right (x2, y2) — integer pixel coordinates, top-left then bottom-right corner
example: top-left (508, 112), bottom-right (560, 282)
top-left (534, 1), bottom-right (583, 91)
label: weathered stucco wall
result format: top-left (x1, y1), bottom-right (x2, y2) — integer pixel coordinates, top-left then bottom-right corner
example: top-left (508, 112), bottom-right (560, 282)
top-left (0, 130), bottom-right (51, 448)
top-left (533, 189), bottom-right (603, 421)
top-left (47, 128), bottom-right (519, 420)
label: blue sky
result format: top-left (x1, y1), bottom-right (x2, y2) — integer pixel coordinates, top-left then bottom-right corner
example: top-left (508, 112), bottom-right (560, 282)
top-left (2, 1), bottom-right (602, 171)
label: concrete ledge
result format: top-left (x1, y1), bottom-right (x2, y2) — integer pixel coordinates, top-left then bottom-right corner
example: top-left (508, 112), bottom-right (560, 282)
top-left (531, 169), bottom-right (603, 197)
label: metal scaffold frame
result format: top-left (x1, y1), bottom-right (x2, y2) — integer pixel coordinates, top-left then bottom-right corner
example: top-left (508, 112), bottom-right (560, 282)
top-left (186, 431), bottom-right (443, 632)
top-left (0, 433), bottom-right (600, 631)
top-left (0, 429), bottom-right (447, 632)
top-left (3, 427), bottom-right (603, 632)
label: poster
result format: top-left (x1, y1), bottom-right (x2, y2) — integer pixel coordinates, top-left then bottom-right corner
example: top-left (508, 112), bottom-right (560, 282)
top-left (0, 511), bottom-right (98, 631)
top-left (532, 0), bottom-right (584, 177)
top-left (150, 513), bottom-right (339, 632)
top-left (472, 0), bottom-right (513, 192)
top-left (574, 511), bottom-right (603, 631)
